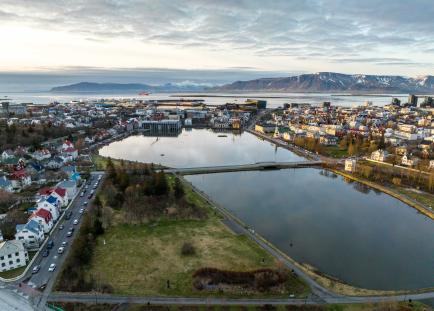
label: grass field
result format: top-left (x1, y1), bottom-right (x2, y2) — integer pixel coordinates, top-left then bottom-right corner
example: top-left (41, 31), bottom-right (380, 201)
top-left (392, 187), bottom-right (434, 209)
top-left (86, 175), bottom-right (309, 298)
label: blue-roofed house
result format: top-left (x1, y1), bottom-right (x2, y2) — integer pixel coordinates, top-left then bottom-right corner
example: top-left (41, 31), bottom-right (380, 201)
top-left (0, 176), bottom-right (13, 192)
top-left (37, 195), bottom-right (60, 221)
top-left (15, 219), bottom-right (45, 249)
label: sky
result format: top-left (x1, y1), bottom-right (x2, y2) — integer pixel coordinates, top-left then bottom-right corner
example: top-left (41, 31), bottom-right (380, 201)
top-left (0, 0), bottom-right (433, 89)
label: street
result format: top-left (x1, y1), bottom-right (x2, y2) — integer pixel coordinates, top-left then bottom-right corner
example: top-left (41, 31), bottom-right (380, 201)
top-left (15, 171), bottom-right (105, 310)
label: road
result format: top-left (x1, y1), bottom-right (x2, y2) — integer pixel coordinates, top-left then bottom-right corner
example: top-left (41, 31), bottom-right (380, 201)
top-left (10, 171), bottom-right (105, 310)
top-left (163, 161), bottom-right (323, 175)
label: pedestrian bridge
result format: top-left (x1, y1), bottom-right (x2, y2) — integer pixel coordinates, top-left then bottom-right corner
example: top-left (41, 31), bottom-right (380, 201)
top-left (163, 160), bottom-right (323, 175)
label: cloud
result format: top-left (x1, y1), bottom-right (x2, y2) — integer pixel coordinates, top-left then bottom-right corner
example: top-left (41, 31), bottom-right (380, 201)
top-left (0, 0), bottom-right (433, 72)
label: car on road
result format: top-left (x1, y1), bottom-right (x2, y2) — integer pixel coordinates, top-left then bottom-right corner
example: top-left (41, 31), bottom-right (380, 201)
top-left (69, 227), bottom-right (75, 233)
top-left (59, 224), bottom-right (64, 230)
top-left (88, 194), bottom-right (93, 199)
top-left (48, 263), bottom-right (56, 272)
top-left (42, 249), bottom-right (49, 257)
top-left (79, 208), bottom-right (84, 214)
top-left (85, 185), bottom-right (89, 190)
top-left (80, 192), bottom-right (85, 197)
top-left (32, 265), bottom-right (41, 274)
top-left (65, 211), bottom-right (72, 220)
top-left (66, 230), bottom-right (73, 237)
top-left (57, 247), bottom-right (65, 254)
top-left (47, 240), bottom-right (54, 249)
top-left (73, 219), bottom-right (79, 225)
top-left (61, 241), bottom-right (68, 247)
top-left (83, 201), bottom-right (88, 206)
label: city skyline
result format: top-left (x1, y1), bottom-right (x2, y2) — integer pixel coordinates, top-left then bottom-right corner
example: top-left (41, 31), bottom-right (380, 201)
top-left (0, 0), bottom-right (433, 78)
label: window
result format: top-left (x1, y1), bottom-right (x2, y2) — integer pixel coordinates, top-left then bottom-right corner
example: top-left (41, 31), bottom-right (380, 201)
top-left (15, 252), bottom-right (19, 256)
top-left (7, 254), bottom-right (11, 258)
top-left (18, 237), bottom-right (24, 240)
top-left (0, 256), bottom-right (3, 260)
top-left (1, 263), bottom-right (5, 267)
top-left (16, 259), bottom-right (20, 263)
top-left (9, 261), bottom-right (12, 265)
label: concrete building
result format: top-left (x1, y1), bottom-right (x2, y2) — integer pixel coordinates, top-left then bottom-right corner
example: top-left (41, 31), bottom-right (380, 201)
top-left (0, 240), bottom-right (28, 272)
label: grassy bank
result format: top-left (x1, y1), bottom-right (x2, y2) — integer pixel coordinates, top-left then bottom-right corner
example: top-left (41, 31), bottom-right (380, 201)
top-left (78, 168), bottom-right (309, 298)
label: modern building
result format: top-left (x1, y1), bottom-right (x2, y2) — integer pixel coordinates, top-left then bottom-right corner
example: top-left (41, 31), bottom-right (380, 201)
top-left (408, 94), bottom-right (418, 107)
top-left (0, 240), bottom-right (28, 272)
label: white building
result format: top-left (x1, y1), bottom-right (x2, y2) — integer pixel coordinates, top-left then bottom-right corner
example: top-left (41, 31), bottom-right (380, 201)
top-left (0, 240), bottom-right (28, 272)
top-left (15, 219), bottom-right (45, 249)
top-left (371, 149), bottom-right (389, 162)
top-left (345, 159), bottom-right (357, 173)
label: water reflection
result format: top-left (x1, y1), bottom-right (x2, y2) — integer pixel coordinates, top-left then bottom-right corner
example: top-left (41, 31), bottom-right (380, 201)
top-left (186, 168), bottom-right (434, 290)
top-left (99, 129), bottom-right (304, 168)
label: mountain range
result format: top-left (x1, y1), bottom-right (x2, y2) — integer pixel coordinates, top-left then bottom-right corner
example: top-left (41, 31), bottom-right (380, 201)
top-left (50, 82), bottom-right (206, 93)
top-left (212, 72), bottom-right (434, 93)
top-left (50, 73), bottom-right (434, 94)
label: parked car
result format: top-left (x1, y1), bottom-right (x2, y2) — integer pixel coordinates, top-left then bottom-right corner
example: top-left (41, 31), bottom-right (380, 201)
top-left (65, 211), bottom-right (72, 220)
top-left (80, 192), bottom-right (85, 197)
top-left (47, 240), bottom-right (54, 249)
top-left (57, 247), bottom-right (64, 254)
top-left (66, 231), bottom-right (73, 237)
top-left (69, 227), bottom-right (75, 233)
top-left (73, 219), bottom-right (79, 225)
top-left (83, 201), bottom-right (88, 206)
top-left (88, 194), bottom-right (93, 199)
top-left (61, 241), bottom-right (67, 247)
top-left (32, 265), bottom-right (41, 274)
top-left (42, 249), bottom-right (49, 257)
top-left (79, 208), bottom-right (84, 214)
top-left (48, 263), bottom-right (56, 272)
top-left (59, 224), bottom-right (64, 230)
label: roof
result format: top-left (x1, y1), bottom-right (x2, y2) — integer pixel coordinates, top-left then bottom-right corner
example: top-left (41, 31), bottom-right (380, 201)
top-left (46, 195), bottom-right (58, 205)
top-left (38, 187), bottom-right (53, 196)
top-left (53, 187), bottom-right (66, 197)
top-left (0, 240), bottom-right (25, 255)
top-left (58, 180), bottom-right (76, 188)
top-left (0, 176), bottom-right (12, 187)
top-left (10, 169), bottom-right (28, 179)
top-left (16, 219), bottom-right (42, 235)
top-left (34, 208), bottom-right (52, 222)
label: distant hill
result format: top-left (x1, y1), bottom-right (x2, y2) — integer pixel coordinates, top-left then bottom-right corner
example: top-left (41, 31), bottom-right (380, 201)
top-left (211, 72), bottom-right (434, 94)
top-left (50, 82), bottom-right (206, 93)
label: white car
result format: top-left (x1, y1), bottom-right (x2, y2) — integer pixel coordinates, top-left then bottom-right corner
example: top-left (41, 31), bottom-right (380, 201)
top-left (58, 247), bottom-right (65, 254)
top-left (79, 208), bottom-right (84, 214)
top-left (61, 241), bottom-right (67, 247)
top-left (48, 263), bottom-right (56, 272)
top-left (73, 219), bottom-right (79, 225)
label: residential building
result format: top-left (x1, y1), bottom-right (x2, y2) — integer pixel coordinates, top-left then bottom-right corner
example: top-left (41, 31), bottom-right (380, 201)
top-left (15, 219), bottom-right (45, 249)
top-left (345, 159), bottom-right (357, 172)
top-left (0, 240), bottom-right (28, 272)
top-left (371, 149), bottom-right (389, 162)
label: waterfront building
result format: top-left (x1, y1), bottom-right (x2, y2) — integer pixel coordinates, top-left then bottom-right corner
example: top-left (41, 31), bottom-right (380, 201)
top-left (345, 159), bottom-right (357, 172)
top-left (408, 94), bottom-right (418, 106)
top-left (141, 119), bottom-right (182, 133)
top-left (371, 149), bottom-right (389, 162)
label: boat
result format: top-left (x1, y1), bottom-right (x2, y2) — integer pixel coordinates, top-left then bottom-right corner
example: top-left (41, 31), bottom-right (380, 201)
top-left (138, 92), bottom-right (150, 96)
top-left (217, 134), bottom-right (228, 137)
top-left (160, 154), bottom-right (165, 156)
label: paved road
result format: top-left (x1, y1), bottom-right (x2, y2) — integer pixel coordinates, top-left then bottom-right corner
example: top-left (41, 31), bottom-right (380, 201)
top-left (17, 171), bottom-right (105, 310)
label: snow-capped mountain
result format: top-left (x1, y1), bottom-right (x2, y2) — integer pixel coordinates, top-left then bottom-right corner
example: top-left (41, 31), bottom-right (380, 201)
top-left (213, 72), bottom-right (434, 93)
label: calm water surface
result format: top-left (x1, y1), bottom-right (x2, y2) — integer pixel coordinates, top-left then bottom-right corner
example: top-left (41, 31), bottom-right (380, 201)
top-left (186, 169), bottom-right (434, 290)
top-left (99, 129), bottom-right (304, 167)
top-left (99, 129), bottom-right (433, 290)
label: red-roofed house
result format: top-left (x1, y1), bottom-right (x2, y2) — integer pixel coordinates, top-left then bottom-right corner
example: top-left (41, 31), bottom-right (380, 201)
top-left (38, 187), bottom-right (53, 197)
top-left (51, 187), bottom-right (69, 207)
top-left (9, 169), bottom-right (31, 190)
top-left (30, 208), bottom-right (53, 233)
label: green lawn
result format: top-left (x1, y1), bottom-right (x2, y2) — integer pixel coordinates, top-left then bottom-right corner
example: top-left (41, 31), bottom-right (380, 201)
top-left (86, 175), bottom-right (309, 298)
top-left (323, 146), bottom-right (348, 158)
top-left (392, 187), bottom-right (434, 209)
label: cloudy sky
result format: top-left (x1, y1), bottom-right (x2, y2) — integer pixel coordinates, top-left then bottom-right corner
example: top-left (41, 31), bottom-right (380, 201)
top-left (0, 0), bottom-right (433, 87)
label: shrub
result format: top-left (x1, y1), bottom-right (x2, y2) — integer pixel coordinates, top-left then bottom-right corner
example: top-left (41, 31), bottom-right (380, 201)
top-left (181, 242), bottom-right (196, 256)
